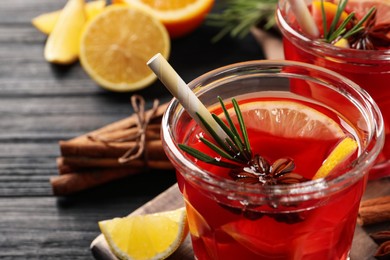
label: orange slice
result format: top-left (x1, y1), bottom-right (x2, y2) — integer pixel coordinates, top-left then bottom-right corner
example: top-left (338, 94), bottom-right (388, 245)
top-left (32, 0), bottom-right (106, 35)
top-left (117, 0), bottom-right (215, 38)
top-left (79, 5), bottom-right (170, 92)
top-left (44, 0), bottom-right (86, 64)
top-left (99, 207), bottom-right (188, 260)
top-left (229, 100), bottom-right (345, 140)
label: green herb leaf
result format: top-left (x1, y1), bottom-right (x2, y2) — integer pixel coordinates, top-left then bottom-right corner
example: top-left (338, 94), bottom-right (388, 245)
top-left (178, 144), bottom-right (238, 168)
top-left (207, 0), bottom-right (278, 41)
top-left (179, 98), bottom-right (254, 169)
top-left (343, 6), bottom-right (375, 39)
top-left (232, 98), bottom-right (252, 158)
top-left (199, 137), bottom-right (242, 163)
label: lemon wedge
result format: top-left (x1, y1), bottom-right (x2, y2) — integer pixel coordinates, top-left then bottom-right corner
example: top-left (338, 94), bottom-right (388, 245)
top-left (99, 207), bottom-right (188, 260)
top-left (313, 137), bottom-right (358, 179)
top-left (44, 0), bottom-right (86, 64)
top-left (32, 0), bottom-right (106, 35)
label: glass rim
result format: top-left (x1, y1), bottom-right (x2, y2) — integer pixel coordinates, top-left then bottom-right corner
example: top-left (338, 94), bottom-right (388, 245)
top-left (275, 5), bottom-right (390, 61)
top-left (161, 60), bottom-right (384, 202)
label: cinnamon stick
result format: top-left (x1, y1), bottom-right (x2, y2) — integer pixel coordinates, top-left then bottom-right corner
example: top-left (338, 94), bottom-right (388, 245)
top-left (358, 196), bottom-right (390, 226)
top-left (60, 139), bottom-right (165, 158)
top-left (50, 167), bottom-right (143, 196)
top-left (57, 157), bottom-right (173, 174)
top-left (68, 102), bottom-right (168, 142)
top-left (51, 98), bottom-right (172, 196)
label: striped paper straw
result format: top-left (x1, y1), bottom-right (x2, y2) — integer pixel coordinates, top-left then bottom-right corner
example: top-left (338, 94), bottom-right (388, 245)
top-left (287, 0), bottom-right (319, 38)
top-left (147, 53), bottom-right (229, 140)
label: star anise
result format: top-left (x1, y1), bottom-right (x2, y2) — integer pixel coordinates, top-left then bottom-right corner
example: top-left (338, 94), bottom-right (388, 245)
top-left (179, 97), bottom-right (309, 186)
top-left (348, 9), bottom-right (390, 50)
top-left (229, 155), bottom-right (308, 185)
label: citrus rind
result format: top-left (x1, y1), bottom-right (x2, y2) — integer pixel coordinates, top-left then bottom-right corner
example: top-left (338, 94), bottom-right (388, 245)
top-left (99, 207), bottom-right (188, 260)
top-left (79, 5), bottom-right (170, 92)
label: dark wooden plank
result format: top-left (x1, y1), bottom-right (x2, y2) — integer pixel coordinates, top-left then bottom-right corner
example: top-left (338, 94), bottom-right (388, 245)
top-left (0, 0), bottom-right (263, 258)
top-left (0, 172), bottom-right (177, 258)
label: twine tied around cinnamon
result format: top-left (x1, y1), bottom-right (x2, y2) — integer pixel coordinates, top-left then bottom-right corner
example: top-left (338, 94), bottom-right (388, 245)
top-left (88, 95), bottom-right (160, 164)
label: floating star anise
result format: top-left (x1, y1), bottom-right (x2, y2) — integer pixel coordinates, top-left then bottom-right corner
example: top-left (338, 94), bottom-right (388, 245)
top-left (180, 97), bottom-right (309, 186)
top-left (229, 155), bottom-right (308, 185)
top-left (348, 9), bottom-right (390, 50)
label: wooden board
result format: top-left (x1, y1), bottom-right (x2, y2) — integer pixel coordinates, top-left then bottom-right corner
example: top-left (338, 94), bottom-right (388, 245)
top-left (91, 178), bottom-right (390, 260)
top-left (91, 184), bottom-right (193, 260)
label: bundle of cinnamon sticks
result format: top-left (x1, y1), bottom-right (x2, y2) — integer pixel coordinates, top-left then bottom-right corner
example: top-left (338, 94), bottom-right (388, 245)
top-left (50, 96), bottom-right (173, 196)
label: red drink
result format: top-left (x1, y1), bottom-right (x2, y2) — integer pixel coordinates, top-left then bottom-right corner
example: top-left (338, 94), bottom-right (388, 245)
top-left (161, 61), bottom-right (384, 259)
top-left (276, 0), bottom-right (390, 178)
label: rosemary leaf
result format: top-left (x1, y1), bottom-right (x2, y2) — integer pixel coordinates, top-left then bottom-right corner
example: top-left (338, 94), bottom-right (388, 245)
top-left (212, 113), bottom-right (237, 145)
top-left (199, 137), bottom-right (243, 163)
top-left (327, 12), bottom-right (354, 42)
top-left (321, 0), bottom-right (328, 39)
top-left (218, 96), bottom-right (241, 141)
top-left (226, 137), bottom-right (240, 155)
top-left (232, 98), bottom-right (252, 157)
top-left (207, 0), bottom-right (278, 41)
top-left (327, 0), bottom-right (348, 41)
top-left (196, 112), bottom-right (231, 152)
top-left (233, 135), bottom-right (248, 161)
top-left (178, 144), bottom-right (238, 168)
top-left (343, 7), bottom-right (375, 39)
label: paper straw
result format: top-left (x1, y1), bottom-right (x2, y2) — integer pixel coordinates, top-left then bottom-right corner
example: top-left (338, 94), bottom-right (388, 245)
top-left (287, 0), bottom-right (319, 38)
top-left (147, 53), bottom-right (229, 140)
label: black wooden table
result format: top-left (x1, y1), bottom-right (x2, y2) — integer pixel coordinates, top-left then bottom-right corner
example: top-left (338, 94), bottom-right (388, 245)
top-left (0, 1), bottom-right (263, 258)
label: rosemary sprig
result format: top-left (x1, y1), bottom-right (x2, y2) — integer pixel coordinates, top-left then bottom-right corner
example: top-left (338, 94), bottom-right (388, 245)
top-left (178, 96), bottom-right (307, 186)
top-left (179, 97), bottom-right (252, 167)
top-left (321, 0), bottom-right (376, 43)
top-left (207, 0), bottom-right (278, 41)
top-left (342, 7), bottom-right (375, 39)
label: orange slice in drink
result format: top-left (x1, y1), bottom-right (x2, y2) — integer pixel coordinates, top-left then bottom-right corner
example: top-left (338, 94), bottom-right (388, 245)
top-left (116, 0), bottom-right (215, 38)
top-left (79, 5), bottom-right (170, 92)
top-left (230, 100), bottom-right (345, 140)
top-left (99, 207), bottom-right (189, 260)
top-left (226, 100), bottom-right (358, 179)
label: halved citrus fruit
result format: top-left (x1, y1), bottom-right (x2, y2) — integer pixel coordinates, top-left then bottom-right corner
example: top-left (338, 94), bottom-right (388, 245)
top-left (229, 100), bottom-right (345, 140)
top-left (117, 0), bottom-right (215, 38)
top-left (99, 207), bottom-right (189, 260)
top-left (79, 5), bottom-right (170, 92)
top-left (44, 0), bottom-right (86, 64)
top-left (32, 0), bottom-right (106, 35)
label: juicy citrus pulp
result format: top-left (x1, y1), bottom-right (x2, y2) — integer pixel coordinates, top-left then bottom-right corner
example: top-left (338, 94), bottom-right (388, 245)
top-left (313, 136), bottom-right (358, 179)
top-left (99, 207), bottom-right (188, 260)
top-left (225, 100), bottom-right (359, 179)
top-left (44, 0), bottom-right (86, 64)
top-left (229, 100), bottom-right (345, 140)
top-left (31, 0), bottom-right (106, 35)
top-left (79, 5), bottom-right (170, 92)
top-left (118, 0), bottom-right (215, 38)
